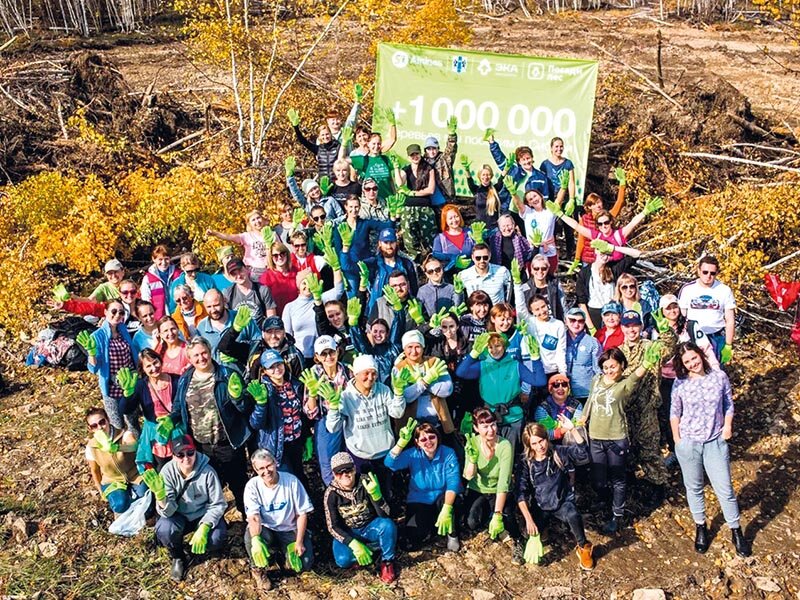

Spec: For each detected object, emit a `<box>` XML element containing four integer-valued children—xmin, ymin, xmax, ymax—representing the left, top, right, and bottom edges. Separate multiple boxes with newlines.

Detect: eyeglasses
<box><xmin>292</xmin><ymin>243</ymin><xmax>306</xmax><ymax>249</ymax></box>
<box><xmin>596</xmin><ymin>220</ymin><xmax>611</xmax><ymax>226</ymax></box>
<box><xmin>701</xmin><ymin>269</ymin><xmax>718</xmax><ymax>276</ymax></box>
<box><xmin>426</xmin><ymin>267</ymin><xmax>442</xmax><ymax>274</ymax></box>
<box><xmin>108</xmin><ymin>309</ymin><xmax>125</xmax><ymax>316</ymax></box>
<box><xmin>550</xmin><ymin>381</ymin><xmax>569</xmax><ymax>389</ymax></box>
<box><xmin>418</xmin><ymin>435</ymin><xmax>437</xmax><ymax>443</ymax></box>
<box><xmin>364</xmin><ymin>186</ymin><xmax>378</xmax><ymax>192</ymax></box>
<box><xmin>175</xmin><ymin>449</ymin><xmax>196</xmax><ymax>459</ymax></box>
<box><xmin>619</xmin><ymin>284</ymin><xmax>637</xmax><ymax>291</ymax></box>
<box><xmin>177</xmin><ymin>296</ymin><xmax>193</xmax><ymax>303</ymax></box>
<box><xmin>473</xmin><ymin>255</ymin><xmax>490</xmax><ymax>261</ymax></box>
<box><xmin>311</xmin><ymin>215</ymin><xmax>325</xmax><ymax>222</ymax></box>
<box><xmin>120</xmin><ymin>290</ymin><xmax>137</xmax><ymax>296</ymax></box>
<box><xmin>183</xmin><ymin>269</ymin><xmax>198</xmax><ymax>275</ymax></box>
<box><xmin>272</xmin><ymin>253</ymin><xmax>287</xmax><ymax>259</ymax></box>
<box><xmin>88</xmin><ymin>418</ymin><xmax>107</xmax><ymax>429</ymax></box>
<box><xmin>531</xmin><ymin>266</ymin><xmax>548</xmax><ymax>272</ymax></box>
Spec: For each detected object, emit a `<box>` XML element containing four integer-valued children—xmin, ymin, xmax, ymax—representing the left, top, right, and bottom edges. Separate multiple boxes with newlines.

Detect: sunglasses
<box><xmin>531</xmin><ymin>266</ymin><xmax>548</xmax><ymax>272</ymax></box>
<box><xmin>701</xmin><ymin>269</ymin><xmax>718</xmax><ymax>276</ymax></box>
<box><xmin>88</xmin><ymin>418</ymin><xmax>107</xmax><ymax>429</ymax></box>
<box><xmin>183</xmin><ymin>269</ymin><xmax>198</xmax><ymax>275</ymax></box>
<box><xmin>320</xmin><ymin>349</ymin><xmax>337</xmax><ymax>358</ymax></box>
<box><xmin>426</xmin><ymin>267</ymin><xmax>442</xmax><ymax>274</ymax></box>
<box><xmin>473</xmin><ymin>255</ymin><xmax>490</xmax><ymax>261</ymax></box>
<box><xmin>175</xmin><ymin>449</ymin><xmax>196</xmax><ymax>459</ymax></box>
<box><xmin>364</xmin><ymin>186</ymin><xmax>378</xmax><ymax>192</ymax></box>
<box><xmin>177</xmin><ymin>296</ymin><xmax>193</xmax><ymax>303</ymax></box>
<box><xmin>272</xmin><ymin>253</ymin><xmax>287</xmax><ymax>259</ymax></box>
<box><xmin>550</xmin><ymin>382</ymin><xmax>569</xmax><ymax>389</ymax></box>
<box><xmin>619</xmin><ymin>284</ymin><xmax>637</xmax><ymax>290</ymax></box>
<box><xmin>120</xmin><ymin>290</ymin><xmax>137</xmax><ymax>296</ymax></box>
<box><xmin>335</xmin><ymin>467</ymin><xmax>355</xmax><ymax>475</ymax></box>
<box><xmin>596</xmin><ymin>221</ymin><xmax>612</xmax><ymax>227</ymax></box>
<box><xmin>108</xmin><ymin>308</ymin><xmax>125</xmax><ymax>316</ymax></box>
<box><xmin>311</xmin><ymin>215</ymin><xmax>325</xmax><ymax>222</ymax></box>
<box><xmin>566</xmin><ymin>317</ymin><xmax>585</xmax><ymax>323</ymax></box>
<box><xmin>418</xmin><ymin>435</ymin><xmax>437</xmax><ymax>443</ymax></box>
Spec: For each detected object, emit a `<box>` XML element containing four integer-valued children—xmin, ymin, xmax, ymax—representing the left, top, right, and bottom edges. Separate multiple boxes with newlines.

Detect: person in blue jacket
<box><xmin>384</xmin><ymin>420</ymin><xmax>461</xmax><ymax>552</ymax></box>
<box><xmin>169</xmin><ymin>252</ymin><xmax>218</xmax><ymax>303</ymax></box>
<box><xmin>564</xmin><ymin>307</ymin><xmax>602</xmax><ymax>402</ymax></box>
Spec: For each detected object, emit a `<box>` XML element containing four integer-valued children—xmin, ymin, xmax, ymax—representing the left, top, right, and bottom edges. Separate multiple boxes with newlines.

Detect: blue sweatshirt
<box><xmin>384</xmin><ymin>445</ymin><xmax>461</xmax><ymax>504</ymax></box>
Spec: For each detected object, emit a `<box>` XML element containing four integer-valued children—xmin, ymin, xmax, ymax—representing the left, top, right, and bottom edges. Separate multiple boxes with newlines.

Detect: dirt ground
<box><xmin>2</xmin><ymin>9</ymin><xmax>800</xmax><ymax>600</ymax></box>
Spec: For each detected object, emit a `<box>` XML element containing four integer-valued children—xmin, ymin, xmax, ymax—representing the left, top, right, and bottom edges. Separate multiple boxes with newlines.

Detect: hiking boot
<box><xmin>446</xmin><ymin>535</ymin><xmax>461</xmax><ymax>552</ymax></box>
<box><xmin>694</xmin><ymin>523</ymin><xmax>710</xmax><ymax>554</ymax></box>
<box><xmin>511</xmin><ymin>539</ymin><xmax>525</xmax><ymax>565</ymax></box>
<box><xmin>731</xmin><ymin>527</ymin><xmax>751</xmax><ymax>557</ymax></box>
<box><xmin>601</xmin><ymin>516</ymin><xmax>622</xmax><ymax>535</ymax></box>
<box><xmin>380</xmin><ymin>560</ymin><xmax>398</xmax><ymax>583</ymax></box>
<box><xmin>251</xmin><ymin>568</ymin><xmax>272</xmax><ymax>592</ymax></box>
<box><xmin>575</xmin><ymin>542</ymin><xmax>595</xmax><ymax>571</ymax></box>
<box><xmin>170</xmin><ymin>558</ymin><xmax>186</xmax><ymax>582</ymax></box>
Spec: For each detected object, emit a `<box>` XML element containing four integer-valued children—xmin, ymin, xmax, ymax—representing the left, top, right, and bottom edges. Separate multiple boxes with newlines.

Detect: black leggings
<box><xmin>589</xmin><ymin>438</ymin><xmax>629</xmax><ymax>518</ymax></box>
<box><xmin>404</xmin><ymin>496</ymin><xmax>461</xmax><ymax>548</ymax></box>
<box><xmin>462</xmin><ymin>488</ymin><xmax>521</xmax><ymax>540</ymax></box>
<box><xmin>531</xmin><ymin>500</ymin><xmax>587</xmax><ymax>546</ymax></box>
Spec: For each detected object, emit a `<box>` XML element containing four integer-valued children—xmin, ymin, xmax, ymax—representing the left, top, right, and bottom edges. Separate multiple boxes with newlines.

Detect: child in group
<box><xmin>206</xmin><ymin>210</ymin><xmax>269</xmax><ymax>281</ymax></box>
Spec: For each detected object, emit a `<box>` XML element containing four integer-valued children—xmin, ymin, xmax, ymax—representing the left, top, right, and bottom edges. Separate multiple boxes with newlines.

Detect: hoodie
<box><xmin>156</xmin><ymin>452</ymin><xmax>227</xmax><ymax>526</ymax></box>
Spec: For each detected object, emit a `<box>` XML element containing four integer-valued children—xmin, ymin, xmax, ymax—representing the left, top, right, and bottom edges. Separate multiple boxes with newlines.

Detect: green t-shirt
<box><xmin>465</xmin><ymin>436</ymin><xmax>513</xmax><ymax>494</ymax></box>
<box><xmin>351</xmin><ymin>154</ymin><xmax>393</xmax><ymax>201</ymax></box>
<box><xmin>584</xmin><ymin>371</ymin><xmax>642</xmax><ymax>441</ymax></box>
<box><xmin>89</xmin><ymin>282</ymin><xmax>121</xmax><ymax>302</ymax></box>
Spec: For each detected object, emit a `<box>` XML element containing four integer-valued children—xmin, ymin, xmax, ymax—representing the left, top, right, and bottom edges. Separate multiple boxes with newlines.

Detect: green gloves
<box><xmin>451</xmin><ymin>303</ymin><xmax>468</xmax><ymax>318</ymax></box>
<box><xmin>529</xmin><ymin>229</ymin><xmax>543</xmax><ymax>246</ymax></box>
<box><xmin>261</xmin><ymin>225</ymin><xmax>276</xmax><ymax>248</ymax></box>
<box><xmin>101</xmin><ymin>481</ymin><xmax>127</xmax><ymax>500</ymax></box>
<box><xmin>233</xmin><ymin>305</ymin><xmax>252</xmax><ymax>332</ymax></box>
<box><xmin>384</xmin><ymin>107</ymin><xmax>397</xmax><ymax>126</ymax></box>
<box><xmin>190</xmin><ymin>523</ymin><xmax>211</xmax><ymax>554</ymax></box>
<box><xmin>590</xmin><ymin>239</ymin><xmax>615</xmax><ymax>255</ymax></box>
<box><xmin>436</xmin><ymin>504</ymin><xmax>454</xmax><ymax>537</ymax></box>
<box><xmin>299</xmin><ymin>369</ymin><xmax>320</xmax><ymax>397</ymax></box>
<box><xmin>407</xmin><ymin>299</ymin><xmax>425</xmax><ymax>325</ymax></box>
<box><xmin>459</xmin><ymin>154</ymin><xmax>472</xmax><ymax>172</ymax></box>
<box><xmin>470</xmin><ymin>221</ymin><xmax>486</xmax><ymax>244</ymax></box>
<box><xmin>340</xmin><ymin>125</ymin><xmax>353</xmax><ymax>147</ymax></box>
<box><xmin>284</xmin><ymin>156</ymin><xmax>296</xmax><ymax>177</ymax></box>
<box><xmin>525</xmin><ymin>333</ymin><xmax>540</xmax><ymax>360</ymax></box>
<box><xmin>348</xmin><ymin>539</ymin><xmax>373</xmax><ymax>566</ymax></box>
<box><xmin>387</xmin><ymin>152</ymin><xmax>401</xmax><ymax>171</ymax></box>
<box><xmin>337</xmin><ymin>222</ymin><xmax>354</xmax><ymax>248</ymax></box>
<box><xmin>614</xmin><ymin>166</ymin><xmax>627</xmax><ymax>186</ymax></box>
<box><xmin>470</xmin><ymin>332</ymin><xmax>490</xmax><ymax>359</ymax></box>
<box><xmin>318</xmin><ymin>380</ymin><xmax>341</xmax><ymax>411</ymax></box>
<box><xmin>93</xmin><ymin>429</ymin><xmax>119</xmax><ymax>453</ymax></box>
<box><xmin>566</xmin><ymin>259</ymin><xmax>581</xmax><ymax>275</ymax></box>
<box><xmin>155</xmin><ymin>415</ymin><xmax>174</xmax><ymax>440</ymax></box>
<box><xmin>429</xmin><ymin>306</ymin><xmax>449</xmax><ymax>329</ymax></box>
<box><xmin>287</xmin><ymin>108</ymin><xmax>300</xmax><ymax>127</ymax></box>
<box><xmin>346</xmin><ymin>297</ymin><xmax>362</xmax><ymax>327</ymax></box>
<box><xmin>453</xmin><ymin>273</ymin><xmax>465</xmax><ymax>294</ymax></box>
<box><xmin>557</xmin><ymin>169</ymin><xmax>571</xmax><ymax>190</ymax></box>
<box><xmin>720</xmin><ymin>344</ymin><xmax>733</xmax><ymax>365</ymax></box>
<box><xmin>247</xmin><ymin>381</ymin><xmax>268</xmax><ymax>405</ymax></box>
<box><xmin>396</xmin><ymin>417</ymin><xmax>418</xmax><ymax>449</ymax></box>
<box><xmin>503</xmin><ymin>175</ymin><xmax>517</xmax><ymax>197</ymax></box>
<box><xmin>652</xmin><ymin>308</ymin><xmax>671</xmax><ymax>334</ymax></box>
<box><xmin>545</xmin><ymin>200</ymin><xmax>563</xmax><ymax>218</ymax></box>
<box><xmin>319</xmin><ymin>175</ymin><xmax>332</xmax><ymax>196</ymax></box>
<box><xmin>142</xmin><ymin>468</ymin><xmax>166</xmax><ymax>501</ymax></box>
<box><xmin>305</xmin><ymin>273</ymin><xmax>323</xmax><ymax>302</ymax></box>
<box><xmin>482</xmin><ymin>128</ymin><xmax>495</xmax><ymax>142</ymax></box>
<box><xmin>422</xmin><ymin>358</ymin><xmax>448</xmax><ymax>385</ymax></box>
<box><xmin>488</xmin><ymin>512</ymin><xmax>505</xmax><ymax>540</ymax></box>
<box><xmin>386</xmin><ymin>194</ymin><xmax>406</xmax><ymax>219</ymax></box>
<box><xmin>516</xmin><ymin>320</ymin><xmax>528</xmax><ymax>337</ymax></box>
<box><xmin>361</xmin><ymin>472</ymin><xmax>382</xmax><ymax>501</ymax></box>
<box><xmin>504</xmin><ymin>151</ymin><xmax>515</xmax><ymax>171</ymax></box>
<box><xmin>524</xmin><ymin>534</ymin><xmax>544</xmax><ymax>564</ymax></box>
<box><xmin>116</xmin><ymin>367</ymin><xmax>138</xmax><ymax>397</ymax></box>
<box><xmin>454</xmin><ymin>255</ymin><xmax>471</xmax><ymax>270</ymax></box>
<box><xmin>322</xmin><ymin>244</ymin><xmax>340</xmax><ymax>271</ymax></box>
<box><xmin>564</xmin><ymin>198</ymin><xmax>576</xmax><ymax>217</ymax></box>
<box><xmin>354</xmin><ymin>82</ymin><xmax>364</xmax><ymax>103</ymax></box>
<box><xmin>391</xmin><ymin>367</ymin><xmax>412</xmax><ymax>397</ymax></box>
<box><xmin>447</xmin><ymin>115</ymin><xmax>458</xmax><ymax>135</ymax></box>
<box><xmin>464</xmin><ymin>434</ymin><xmax>480</xmax><ymax>464</ymax></box>
<box><xmin>382</xmin><ymin>284</ymin><xmax>403</xmax><ymax>312</ymax></box>
<box><xmin>292</xmin><ymin>207</ymin><xmax>306</xmax><ymax>228</ymax></box>
<box><xmin>53</xmin><ymin>283</ymin><xmax>70</xmax><ymax>302</ymax></box>
<box><xmin>227</xmin><ymin>372</ymin><xmax>243</xmax><ymax>399</ymax></box>
<box><xmin>641</xmin><ymin>341</ymin><xmax>663</xmax><ymax>371</ymax></box>
<box><xmin>357</xmin><ymin>261</ymin><xmax>370</xmax><ymax>290</ymax></box>
<box><xmin>76</xmin><ymin>330</ymin><xmax>97</xmax><ymax>357</ymax></box>
<box><xmin>251</xmin><ymin>535</ymin><xmax>271</xmax><ymax>568</ymax></box>
<box><xmin>396</xmin><ymin>183</ymin><xmax>412</xmax><ymax>196</ymax></box>
<box><xmin>286</xmin><ymin>542</ymin><xmax>303</xmax><ymax>572</ymax></box>
<box><xmin>643</xmin><ymin>195</ymin><xmax>664</xmax><ymax>217</ymax></box>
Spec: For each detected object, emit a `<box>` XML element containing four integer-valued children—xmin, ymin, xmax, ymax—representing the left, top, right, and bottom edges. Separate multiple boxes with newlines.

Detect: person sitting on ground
<box><xmin>148</xmin><ymin>435</ymin><xmax>228</xmax><ymax>582</ymax></box>
<box><xmin>384</xmin><ymin>420</ymin><xmax>462</xmax><ymax>552</ymax></box>
<box><xmin>516</xmin><ymin>421</ymin><xmax>594</xmax><ymax>570</ymax></box>
<box><xmin>244</xmin><ymin>449</ymin><xmax>315</xmax><ymax>593</ymax></box>
<box><xmin>84</xmin><ymin>407</ymin><xmax>145</xmax><ymax>515</ymax></box>
<box><xmin>207</xmin><ymin>212</ymin><xmax>269</xmax><ymax>282</ymax></box>
<box><xmin>140</xmin><ymin>245</ymin><xmax>182</xmax><ymax>321</ymax></box>
<box><xmin>323</xmin><ymin>452</ymin><xmax>399</xmax><ymax>583</ymax></box>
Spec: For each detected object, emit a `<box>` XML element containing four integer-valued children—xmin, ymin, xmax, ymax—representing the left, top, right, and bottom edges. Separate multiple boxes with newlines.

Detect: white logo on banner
<box><xmin>393</xmin><ymin>51</ymin><xmax>409</xmax><ymax>69</ymax></box>
<box><xmin>477</xmin><ymin>59</ymin><xmax>492</xmax><ymax>76</ymax></box>
<box><xmin>527</xmin><ymin>62</ymin><xmax>545</xmax><ymax>80</ymax></box>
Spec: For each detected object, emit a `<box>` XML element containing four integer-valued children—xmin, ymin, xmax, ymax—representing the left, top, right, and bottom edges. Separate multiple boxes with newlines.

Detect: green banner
<box><xmin>374</xmin><ymin>43</ymin><xmax>599</xmax><ymax>200</ymax></box>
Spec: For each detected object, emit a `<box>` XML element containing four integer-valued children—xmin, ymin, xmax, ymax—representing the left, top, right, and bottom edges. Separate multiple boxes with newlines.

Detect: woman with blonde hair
<box><xmin>466</xmin><ymin>163</ymin><xmax>507</xmax><ymax>231</ymax></box>
<box><xmin>259</xmin><ymin>242</ymin><xmax>300</xmax><ymax>315</ymax></box>
<box><xmin>206</xmin><ymin>210</ymin><xmax>269</xmax><ymax>281</ymax></box>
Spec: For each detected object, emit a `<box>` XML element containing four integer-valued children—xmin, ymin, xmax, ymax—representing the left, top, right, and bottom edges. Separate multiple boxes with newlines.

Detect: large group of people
<box><xmin>54</xmin><ymin>85</ymin><xmax>751</xmax><ymax>591</ymax></box>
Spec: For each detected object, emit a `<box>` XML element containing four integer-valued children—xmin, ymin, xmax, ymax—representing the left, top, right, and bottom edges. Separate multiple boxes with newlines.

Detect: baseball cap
<box><xmin>259</xmin><ymin>349</ymin><xmax>284</xmax><ymax>369</ymax></box>
<box><xmin>215</xmin><ymin>245</ymin><xmax>235</xmax><ymax>264</ymax></box>
<box><xmin>352</xmin><ymin>354</ymin><xmax>378</xmax><ymax>375</ymax></box>
<box><xmin>314</xmin><ymin>335</ymin><xmax>338</xmax><ymax>355</ymax></box>
<box><xmin>226</xmin><ymin>257</ymin><xmax>246</xmax><ymax>274</ymax></box>
<box><xmin>566</xmin><ymin>307</ymin><xmax>586</xmax><ymax>320</ymax></box>
<box><xmin>658</xmin><ymin>294</ymin><xmax>679</xmax><ymax>310</ymax></box>
<box><xmin>620</xmin><ymin>310</ymin><xmax>643</xmax><ymax>326</ymax></box>
<box><xmin>601</xmin><ymin>301</ymin><xmax>623</xmax><ymax>315</ymax></box>
<box><xmin>171</xmin><ymin>435</ymin><xmax>196</xmax><ymax>455</ymax></box>
<box><xmin>261</xmin><ymin>315</ymin><xmax>285</xmax><ymax>331</ymax></box>
<box><xmin>104</xmin><ymin>259</ymin><xmax>124</xmax><ymax>273</ymax></box>
<box><xmin>406</xmin><ymin>143</ymin><xmax>422</xmax><ymax>156</ymax></box>
<box><xmin>378</xmin><ymin>228</ymin><xmax>397</xmax><ymax>243</ymax></box>
<box><xmin>424</xmin><ymin>136</ymin><xmax>439</xmax><ymax>149</ymax></box>
<box><xmin>330</xmin><ymin>452</ymin><xmax>355</xmax><ymax>474</ymax></box>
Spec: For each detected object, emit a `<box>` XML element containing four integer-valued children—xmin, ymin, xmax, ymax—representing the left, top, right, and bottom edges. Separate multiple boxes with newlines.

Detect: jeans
<box><xmin>589</xmin><ymin>438</ymin><xmax>629</xmax><ymax>517</ymax></box>
<box><xmin>461</xmin><ymin>487</ymin><xmax>522</xmax><ymax>541</ymax></box>
<box><xmin>332</xmin><ymin>517</ymin><xmax>397</xmax><ymax>567</ymax></box>
<box><xmin>195</xmin><ymin>441</ymin><xmax>248</xmax><ymax>516</ymax></box>
<box><xmin>315</xmin><ymin>420</ymin><xmax>343</xmax><ymax>486</ymax></box>
<box><xmin>101</xmin><ymin>481</ymin><xmax>148</xmax><ymax>514</ymax></box>
<box><xmin>155</xmin><ymin>514</ymin><xmax>227</xmax><ymax>559</ymax></box>
<box><xmin>244</xmin><ymin>525</ymin><xmax>314</xmax><ymax>571</ymax></box>
<box><xmin>499</xmin><ymin>419</ymin><xmax>523</xmax><ymax>459</ymax></box>
<box><xmin>675</xmin><ymin>436</ymin><xmax>741</xmax><ymax>528</ymax></box>
<box><xmin>531</xmin><ymin>499</ymin><xmax>587</xmax><ymax>546</ymax></box>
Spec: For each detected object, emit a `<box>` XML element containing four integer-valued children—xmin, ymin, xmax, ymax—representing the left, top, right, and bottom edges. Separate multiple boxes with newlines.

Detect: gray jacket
<box><xmin>156</xmin><ymin>452</ymin><xmax>227</xmax><ymax>526</ymax></box>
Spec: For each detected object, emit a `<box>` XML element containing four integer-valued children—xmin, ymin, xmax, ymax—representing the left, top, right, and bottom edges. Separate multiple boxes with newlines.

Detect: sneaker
<box><xmin>170</xmin><ymin>558</ymin><xmax>186</xmax><ymax>582</ymax></box>
<box><xmin>575</xmin><ymin>542</ymin><xmax>595</xmax><ymax>570</ymax></box>
<box><xmin>251</xmin><ymin>568</ymin><xmax>272</xmax><ymax>592</ymax></box>
<box><xmin>446</xmin><ymin>535</ymin><xmax>461</xmax><ymax>552</ymax></box>
<box><xmin>511</xmin><ymin>539</ymin><xmax>525</xmax><ymax>565</ymax></box>
<box><xmin>379</xmin><ymin>560</ymin><xmax>397</xmax><ymax>583</ymax></box>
